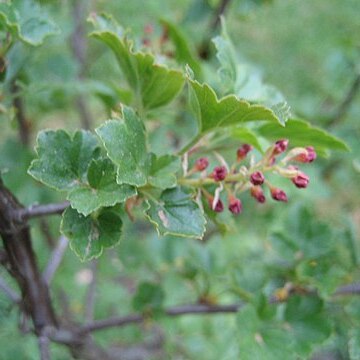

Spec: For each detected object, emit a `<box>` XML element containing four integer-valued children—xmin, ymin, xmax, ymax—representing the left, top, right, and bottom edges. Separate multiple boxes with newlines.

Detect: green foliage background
<box><xmin>0</xmin><ymin>0</ymin><xmax>359</xmax><ymax>359</ymax></box>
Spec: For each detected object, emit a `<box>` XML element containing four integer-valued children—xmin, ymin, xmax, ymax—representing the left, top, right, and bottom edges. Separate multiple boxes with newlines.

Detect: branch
<box><xmin>334</xmin><ymin>283</ymin><xmax>360</xmax><ymax>296</ymax></box>
<box><xmin>38</xmin><ymin>333</ymin><xmax>51</xmax><ymax>360</ymax></box>
<box><xmin>43</xmin><ymin>236</ymin><xmax>69</xmax><ymax>285</ymax></box>
<box><xmin>330</xmin><ymin>72</ymin><xmax>360</xmax><ymax>126</ymax></box>
<box><xmin>210</xmin><ymin>0</ymin><xmax>232</xmax><ymax>30</ymax></box>
<box><xmin>17</xmin><ymin>201</ymin><xmax>69</xmax><ymax>220</ymax></box>
<box><xmin>0</xmin><ymin>274</ymin><xmax>21</xmax><ymax>303</ymax></box>
<box><xmin>80</xmin><ymin>303</ymin><xmax>242</xmax><ymax>334</ymax></box>
<box><xmin>10</xmin><ymin>80</ymin><xmax>30</xmax><ymax>147</ymax></box>
<box><xmin>70</xmin><ymin>0</ymin><xmax>93</xmax><ymax>130</ymax></box>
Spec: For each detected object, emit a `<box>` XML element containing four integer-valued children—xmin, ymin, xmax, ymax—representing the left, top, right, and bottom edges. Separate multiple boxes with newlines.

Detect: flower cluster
<box><xmin>183</xmin><ymin>139</ymin><xmax>317</xmax><ymax>216</ymax></box>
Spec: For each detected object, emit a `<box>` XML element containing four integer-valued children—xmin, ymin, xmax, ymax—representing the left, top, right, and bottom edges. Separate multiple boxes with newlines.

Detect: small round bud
<box><xmin>195</xmin><ymin>157</ymin><xmax>209</xmax><ymax>171</ymax></box>
<box><xmin>273</xmin><ymin>139</ymin><xmax>289</xmax><ymax>155</ymax></box>
<box><xmin>237</xmin><ymin>144</ymin><xmax>253</xmax><ymax>161</ymax></box>
<box><xmin>292</xmin><ymin>172</ymin><xmax>309</xmax><ymax>188</ymax></box>
<box><xmin>211</xmin><ymin>166</ymin><xmax>227</xmax><ymax>181</ymax></box>
<box><xmin>144</xmin><ymin>24</ymin><xmax>154</xmax><ymax>34</ymax></box>
<box><xmin>293</xmin><ymin>146</ymin><xmax>317</xmax><ymax>163</ymax></box>
<box><xmin>228</xmin><ymin>197</ymin><xmax>242</xmax><ymax>215</ymax></box>
<box><xmin>270</xmin><ymin>187</ymin><xmax>288</xmax><ymax>202</ymax></box>
<box><xmin>250</xmin><ymin>171</ymin><xmax>265</xmax><ymax>186</ymax></box>
<box><xmin>208</xmin><ymin>197</ymin><xmax>224</xmax><ymax>212</ymax></box>
<box><xmin>250</xmin><ymin>186</ymin><xmax>266</xmax><ymax>203</ymax></box>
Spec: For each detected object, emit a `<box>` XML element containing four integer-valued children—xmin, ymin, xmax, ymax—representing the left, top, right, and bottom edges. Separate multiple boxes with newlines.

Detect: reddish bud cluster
<box><xmin>211</xmin><ymin>166</ymin><xmax>227</xmax><ymax>181</ymax></box>
<box><xmin>228</xmin><ymin>197</ymin><xmax>243</xmax><ymax>214</ymax></box>
<box><xmin>251</xmin><ymin>186</ymin><xmax>266</xmax><ymax>203</ymax></box>
<box><xmin>294</xmin><ymin>146</ymin><xmax>317</xmax><ymax>163</ymax></box>
<box><xmin>237</xmin><ymin>144</ymin><xmax>253</xmax><ymax>161</ymax></box>
<box><xmin>250</xmin><ymin>171</ymin><xmax>265</xmax><ymax>186</ymax></box>
<box><xmin>270</xmin><ymin>187</ymin><xmax>288</xmax><ymax>202</ymax></box>
<box><xmin>195</xmin><ymin>157</ymin><xmax>209</xmax><ymax>171</ymax></box>
<box><xmin>292</xmin><ymin>172</ymin><xmax>309</xmax><ymax>188</ymax></box>
<box><xmin>273</xmin><ymin>139</ymin><xmax>289</xmax><ymax>155</ymax></box>
<box><xmin>208</xmin><ymin>196</ymin><xmax>224</xmax><ymax>212</ymax></box>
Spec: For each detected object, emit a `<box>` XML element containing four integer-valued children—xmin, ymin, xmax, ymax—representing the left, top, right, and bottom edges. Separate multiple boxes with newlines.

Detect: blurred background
<box><xmin>0</xmin><ymin>0</ymin><xmax>359</xmax><ymax>359</ymax></box>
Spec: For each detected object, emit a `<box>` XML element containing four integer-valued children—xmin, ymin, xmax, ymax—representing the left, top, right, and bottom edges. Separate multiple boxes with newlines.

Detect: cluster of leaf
<box><xmin>27</xmin><ymin>12</ymin><xmax>348</xmax><ymax>262</ymax></box>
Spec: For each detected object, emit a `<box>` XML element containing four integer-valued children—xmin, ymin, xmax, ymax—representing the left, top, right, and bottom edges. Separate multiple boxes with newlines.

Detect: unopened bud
<box><xmin>237</xmin><ymin>144</ymin><xmax>253</xmax><ymax>161</ymax></box>
<box><xmin>211</xmin><ymin>166</ymin><xmax>227</xmax><ymax>181</ymax></box>
<box><xmin>294</xmin><ymin>146</ymin><xmax>317</xmax><ymax>163</ymax></box>
<box><xmin>195</xmin><ymin>157</ymin><xmax>209</xmax><ymax>171</ymax></box>
<box><xmin>250</xmin><ymin>171</ymin><xmax>265</xmax><ymax>186</ymax></box>
<box><xmin>144</xmin><ymin>24</ymin><xmax>154</xmax><ymax>34</ymax></box>
<box><xmin>270</xmin><ymin>187</ymin><xmax>288</xmax><ymax>202</ymax></box>
<box><xmin>273</xmin><ymin>139</ymin><xmax>289</xmax><ymax>155</ymax></box>
<box><xmin>208</xmin><ymin>196</ymin><xmax>224</xmax><ymax>212</ymax></box>
<box><xmin>292</xmin><ymin>172</ymin><xmax>309</xmax><ymax>188</ymax></box>
<box><xmin>250</xmin><ymin>186</ymin><xmax>266</xmax><ymax>203</ymax></box>
<box><xmin>228</xmin><ymin>197</ymin><xmax>242</xmax><ymax>215</ymax></box>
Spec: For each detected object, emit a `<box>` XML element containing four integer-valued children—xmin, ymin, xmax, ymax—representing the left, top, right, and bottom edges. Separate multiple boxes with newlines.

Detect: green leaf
<box><xmin>284</xmin><ymin>296</ymin><xmax>332</xmax><ymax>356</ymax></box>
<box><xmin>61</xmin><ymin>206</ymin><xmax>122</xmax><ymax>261</ymax></box>
<box><xmin>160</xmin><ymin>19</ymin><xmax>202</xmax><ymax>78</ymax></box>
<box><xmin>67</xmin><ymin>158</ymin><xmax>137</xmax><ymax>216</ymax></box>
<box><xmin>188</xmin><ymin>80</ymin><xmax>283</xmax><ymax>139</ymax></box>
<box><xmin>96</xmin><ymin>107</ymin><xmax>149</xmax><ymax>187</ymax></box>
<box><xmin>145</xmin><ymin>187</ymin><xmax>206</xmax><ymax>239</ymax></box>
<box><xmin>0</xmin><ymin>2</ymin><xmax>59</xmax><ymax>46</ymax></box>
<box><xmin>349</xmin><ymin>328</ymin><xmax>360</xmax><ymax>360</ymax></box>
<box><xmin>28</xmin><ymin>130</ymin><xmax>99</xmax><ymax>191</ymax></box>
<box><xmin>89</xmin><ymin>13</ymin><xmax>184</xmax><ymax>111</ymax></box>
<box><xmin>148</xmin><ymin>154</ymin><xmax>181</xmax><ymax>189</ymax></box>
<box><xmin>132</xmin><ymin>282</ymin><xmax>165</xmax><ymax>313</ymax></box>
<box><xmin>257</xmin><ymin>118</ymin><xmax>349</xmax><ymax>156</ymax></box>
<box><xmin>97</xmin><ymin>107</ymin><xmax>180</xmax><ymax>189</ymax></box>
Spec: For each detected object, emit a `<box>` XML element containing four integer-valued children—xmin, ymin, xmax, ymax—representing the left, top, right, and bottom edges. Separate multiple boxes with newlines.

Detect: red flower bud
<box><xmin>250</xmin><ymin>186</ymin><xmax>266</xmax><ymax>203</ymax></box>
<box><xmin>270</xmin><ymin>187</ymin><xmax>288</xmax><ymax>202</ymax></box>
<box><xmin>195</xmin><ymin>157</ymin><xmax>209</xmax><ymax>171</ymax></box>
<box><xmin>294</xmin><ymin>146</ymin><xmax>317</xmax><ymax>163</ymax></box>
<box><xmin>211</xmin><ymin>166</ymin><xmax>227</xmax><ymax>181</ymax></box>
<box><xmin>237</xmin><ymin>144</ymin><xmax>253</xmax><ymax>161</ymax></box>
<box><xmin>250</xmin><ymin>171</ymin><xmax>265</xmax><ymax>186</ymax></box>
<box><xmin>273</xmin><ymin>139</ymin><xmax>289</xmax><ymax>155</ymax></box>
<box><xmin>208</xmin><ymin>197</ymin><xmax>224</xmax><ymax>212</ymax></box>
<box><xmin>292</xmin><ymin>172</ymin><xmax>309</xmax><ymax>188</ymax></box>
<box><xmin>228</xmin><ymin>197</ymin><xmax>242</xmax><ymax>215</ymax></box>
<box><xmin>144</xmin><ymin>24</ymin><xmax>154</xmax><ymax>34</ymax></box>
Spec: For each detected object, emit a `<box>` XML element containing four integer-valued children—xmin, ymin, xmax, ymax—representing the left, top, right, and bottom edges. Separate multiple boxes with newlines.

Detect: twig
<box><xmin>17</xmin><ymin>201</ymin><xmax>69</xmax><ymax>220</ymax></box>
<box><xmin>10</xmin><ymin>80</ymin><xmax>30</xmax><ymax>147</ymax></box>
<box><xmin>71</xmin><ymin>0</ymin><xmax>93</xmax><ymax>130</ymax></box>
<box><xmin>38</xmin><ymin>334</ymin><xmax>51</xmax><ymax>360</ymax></box>
<box><xmin>210</xmin><ymin>0</ymin><xmax>232</xmax><ymax>30</ymax></box>
<box><xmin>80</xmin><ymin>303</ymin><xmax>242</xmax><ymax>333</ymax></box>
<box><xmin>43</xmin><ymin>236</ymin><xmax>69</xmax><ymax>285</ymax></box>
<box><xmin>39</xmin><ymin>219</ymin><xmax>56</xmax><ymax>249</ymax></box>
<box><xmin>334</xmin><ymin>283</ymin><xmax>360</xmax><ymax>296</ymax></box>
<box><xmin>0</xmin><ymin>275</ymin><xmax>20</xmax><ymax>303</ymax></box>
<box><xmin>84</xmin><ymin>259</ymin><xmax>98</xmax><ymax>322</ymax></box>
<box><xmin>330</xmin><ymin>73</ymin><xmax>360</xmax><ymax>126</ymax></box>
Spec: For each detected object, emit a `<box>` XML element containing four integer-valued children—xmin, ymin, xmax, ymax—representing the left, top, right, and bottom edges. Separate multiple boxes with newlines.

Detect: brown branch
<box><xmin>80</xmin><ymin>303</ymin><xmax>242</xmax><ymax>334</ymax></box>
<box><xmin>43</xmin><ymin>236</ymin><xmax>69</xmax><ymax>285</ymax></box>
<box><xmin>0</xmin><ymin>180</ymin><xmax>57</xmax><ymax>331</ymax></box>
<box><xmin>210</xmin><ymin>0</ymin><xmax>232</xmax><ymax>30</ymax></box>
<box><xmin>17</xmin><ymin>201</ymin><xmax>69</xmax><ymax>221</ymax></box>
<box><xmin>330</xmin><ymin>72</ymin><xmax>360</xmax><ymax>126</ymax></box>
<box><xmin>10</xmin><ymin>80</ymin><xmax>30</xmax><ymax>147</ymax></box>
<box><xmin>70</xmin><ymin>0</ymin><xmax>93</xmax><ymax>130</ymax></box>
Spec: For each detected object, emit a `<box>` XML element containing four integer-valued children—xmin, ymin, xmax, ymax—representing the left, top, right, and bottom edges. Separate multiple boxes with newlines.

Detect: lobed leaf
<box><xmin>89</xmin><ymin>13</ymin><xmax>184</xmax><ymax>111</ymax></box>
<box><xmin>67</xmin><ymin>158</ymin><xmax>136</xmax><ymax>216</ymax></box>
<box><xmin>145</xmin><ymin>187</ymin><xmax>206</xmax><ymax>239</ymax></box>
<box><xmin>61</xmin><ymin>206</ymin><xmax>123</xmax><ymax>261</ymax></box>
<box><xmin>28</xmin><ymin>130</ymin><xmax>99</xmax><ymax>191</ymax></box>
